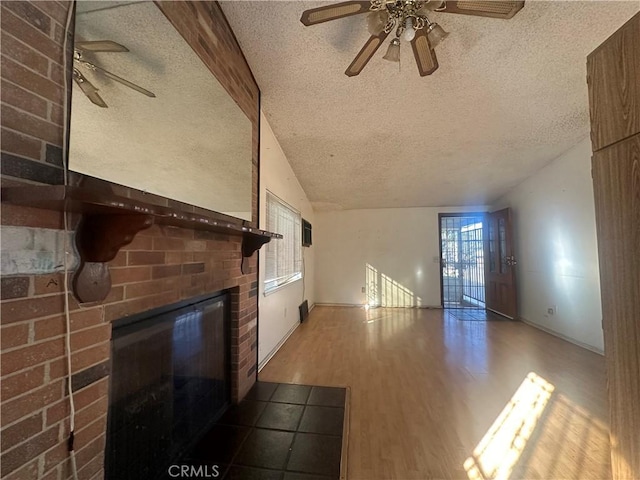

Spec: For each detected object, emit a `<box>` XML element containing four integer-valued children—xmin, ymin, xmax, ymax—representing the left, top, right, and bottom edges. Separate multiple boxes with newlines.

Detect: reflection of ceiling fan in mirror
<box><xmin>73</xmin><ymin>40</ymin><xmax>156</xmax><ymax>108</ymax></box>
<box><xmin>300</xmin><ymin>0</ymin><xmax>524</xmax><ymax>77</ymax></box>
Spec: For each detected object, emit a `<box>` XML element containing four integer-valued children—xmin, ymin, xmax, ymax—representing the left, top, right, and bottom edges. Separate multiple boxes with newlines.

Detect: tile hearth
<box><xmin>169</xmin><ymin>382</ymin><xmax>347</xmax><ymax>480</ymax></box>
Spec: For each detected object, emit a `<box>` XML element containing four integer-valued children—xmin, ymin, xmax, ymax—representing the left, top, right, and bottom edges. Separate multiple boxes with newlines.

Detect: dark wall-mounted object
<box><xmin>302</xmin><ymin>218</ymin><xmax>312</xmax><ymax>247</ymax></box>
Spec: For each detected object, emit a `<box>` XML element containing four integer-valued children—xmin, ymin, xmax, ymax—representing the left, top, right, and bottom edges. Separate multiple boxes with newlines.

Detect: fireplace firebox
<box><xmin>106</xmin><ymin>293</ymin><xmax>230</xmax><ymax>480</ymax></box>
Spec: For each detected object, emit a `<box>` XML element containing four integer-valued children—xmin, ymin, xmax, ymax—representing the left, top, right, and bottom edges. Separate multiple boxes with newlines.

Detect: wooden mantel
<box><xmin>1</xmin><ymin>186</ymin><xmax>281</xmax><ymax>303</ymax></box>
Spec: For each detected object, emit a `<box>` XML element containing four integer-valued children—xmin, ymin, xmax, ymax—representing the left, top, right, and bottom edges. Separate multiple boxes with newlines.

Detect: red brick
<box><xmin>1</xmin><ymin>323</ymin><xmax>29</xmax><ymax>349</ymax></box>
<box><xmin>104</xmin><ymin>293</ymin><xmax>176</xmax><ymax>322</ymax></box>
<box><xmin>74</xmin><ymin>397</ymin><xmax>108</xmax><ymax>434</ymax></box>
<box><xmin>157</xmin><ymin>225</ymin><xmax>194</xmax><ymax>239</ymax></box>
<box><xmin>74</xmin><ymin>434</ymin><xmax>105</xmax><ymax>472</ymax></box>
<box><xmin>152</xmin><ymin>236</ymin><xmax>185</xmax><ymax>250</ymax></box>
<box><xmin>1</xmin><ymin>379</ymin><xmax>64</xmax><ymax>426</ymax></box>
<box><xmin>70</xmin><ymin>342</ymin><xmax>109</xmax><ymax>374</ymax></box>
<box><xmin>151</xmin><ymin>264</ymin><xmax>181</xmax><ymax>279</ymax></box>
<box><xmin>1</xmin><ymin>7</ymin><xmax>62</xmax><ymax>61</ymax></box>
<box><xmin>72</xmin><ymin>415</ymin><xmax>106</xmax><ymax>456</ymax></box>
<box><xmin>75</xmin><ymin>450</ymin><xmax>104</xmax><ymax>480</ymax></box>
<box><xmin>121</xmin><ymin>234</ymin><xmax>153</xmax><ymax>251</ymax></box>
<box><xmin>0</xmin><ymin>412</ymin><xmax>43</xmax><ymax>451</ymax></box>
<box><xmin>127</xmin><ymin>251</ymin><xmax>165</xmax><ymax>266</ymax></box>
<box><xmin>48</xmin><ymin>357</ymin><xmax>67</xmax><ymax>382</ymax></box>
<box><xmin>49</xmin><ymin>61</ymin><xmax>64</xmax><ymax>86</ymax></box>
<box><xmin>40</xmin><ymin>467</ymin><xmax>59</xmax><ymax>480</ymax></box>
<box><xmin>1</xmin><ymin>103</ymin><xmax>62</xmax><ymax>145</ymax></box>
<box><xmin>1</xmin><ymin>365</ymin><xmax>45</xmax><ymax>400</ymax></box>
<box><xmin>2</xmin><ymin>78</ymin><xmax>49</xmax><ymax>119</ymax></box>
<box><xmin>1</xmin><ymin>32</ymin><xmax>49</xmax><ymax>75</ymax></box>
<box><xmin>3</xmin><ymin>1</ymin><xmax>52</xmax><ymax>35</ymax></box>
<box><xmin>1</xmin><ymin>128</ymin><xmax>43</xmax><ymax>160</ymax></box>
<box><xmin>165</xmin><ymin>251</ymin><xmax>184</xmax><ymax>264</ymax></box>
<box><xmin>34</xmin><ymin>308</ymin><xmax>105</xmax><ymax>341</ymax></box>
<box><xmin>1</xmin><ymin>294</ymin><xmax>64</xmax><ymax>325</ymax></box>
<box><xmin>124</xmin><ymin>277</ymin><xmax>178</xmax><ymax>299</ymax></box>
<box><xmin>108</xmin><ymin>250</ymin><xmax>127</xmax><ymax>267</ymax></box>
<box><xmin>50</xmin><ymin>103</ymin><xmax>63</xmax><ymax>126</ymax></box>
<box><xmin>70</xmin><ymin>309</ymin><xmax>103</xmax><ymax>332</ymax></box>
<box><xmin>0</xmin><ymin>425</ymin><xmax>59</xmax><ymax>478</ymax></box>
<box><xmin>110</xmin><ymin>266</ymin><xmax>151</xmax><ymax>285</ymax></box>
<box><xmin>43</xmin><ymin>441</ymin><xmax>68</xmax><ymax>476</ymax></box>
<box><xmin>1</xmin><ymin>204</ymin><xmax>64</xmax><ymax>229</ymax></box>
<box><xmin>1</xmin><ymin>55</ymin><xmax>62</xmax><ymax>105</ymax></box>
<box><xmin>1</xmin><ymin>276</ymin><xmax>30</xmax><ymax>300</ymax></box>
<box><xmin>70</xmin><ymin>325</ymin><xmax>111</xmax><ymax>352</ymax></box>
<box><xmin>73</xmin><ymin>378</ymin><xmax>108</xmax><ymax>412</ymax></box>
<box><xmin>45</xmin><ymin>398</ymin><xmax>68</xmax><ymax>427</ymax></box>
<box><xmin>101</xmin><ymin>286</ymin><xmax>124</xmax><ymax>305</ymax></box>
<box><xmin>1</xmin><ymin>337</ymin><xmax>64</xmax><ymax>375</ymax></box>
<box><xmin>34</xmin><ymin>315</ymin><xmax>64</xmax><ymax>340</ymax></box>
<box><xmin>2</xmin><ymin>458</ymin><xmax>39</xmax><ymax>480</ymax></box>
<box><xmin>35</xmin><ymin>1</ymin><xmax>71</xmax><ymax>26</ymax></box>
<box><xmin>33</xmin><ymin>273</ymin><xmax>67</xmax><ymax>295</ymax></box>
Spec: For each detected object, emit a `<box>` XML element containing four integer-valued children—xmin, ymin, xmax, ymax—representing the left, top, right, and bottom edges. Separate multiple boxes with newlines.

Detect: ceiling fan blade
<box><xmin>437</xmin><ymin>1</ymin><xmax>524</xmax><ymax>19</ymax></box>
<box><xmin>73</xmin><ymin>69</ymin><xmax>108</xmax><ymax>108</ymax></box>
<box><xmin>411</xmin><ymin>29</ymin><xmax>438</xmax><ymax>76</ymax></box>
<box><xmin>75</xmin><ymin>40</ymin><xmax>129</xmax><ymax>52</ymax></box>
<box><xmin>301</xmin><ymin>1</ymin><xmax>371</xmax><ymax>26</ymax></box>
<box><xmin>89</xmin><ymin>64</ymin><xmax>156</xmax><ymax>98</ymax></box>
<box><xmin>345</xmin><ymin>30</ymin><xmax>390</xmax><ymax>77</ymax></box>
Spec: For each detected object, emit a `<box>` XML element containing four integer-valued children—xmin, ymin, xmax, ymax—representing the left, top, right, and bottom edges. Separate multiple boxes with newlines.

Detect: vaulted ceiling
<box><xmin>220</xmin><ymin>1</ymin><xmax>639</xmax><ymax>210</ymax></box>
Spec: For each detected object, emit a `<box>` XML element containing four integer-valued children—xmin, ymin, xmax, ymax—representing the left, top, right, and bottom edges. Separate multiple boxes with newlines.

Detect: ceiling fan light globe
<box><xmin>403</xmin><ymin>17</ymin><xmax>416</xmax><ymax>41</ymax></box>
<box><xmin>367</xmin><ymin>10</ymin><xmax>388</xmax><ymax>35</ymax></box>
<box><xmin>382</xmin><ymin>38</ymin><xmax>401</xmax><ymax>62</ymax></box>
<box><xmin>427</xmin><ymin>22</ymin><xmax>449</xmax><ymax>48</ymax></box>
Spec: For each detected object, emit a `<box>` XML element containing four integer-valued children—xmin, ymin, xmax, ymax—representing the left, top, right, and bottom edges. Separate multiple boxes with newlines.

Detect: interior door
<box><xmin>484</xmin><ymin>208</ymin><xmax>517</xmax><ymax>318</ymax></box>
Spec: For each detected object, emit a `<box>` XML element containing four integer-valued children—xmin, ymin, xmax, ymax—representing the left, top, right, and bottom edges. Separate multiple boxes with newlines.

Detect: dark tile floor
<box><xmin>176</xmin><ymin>382</ymin><xmax>346</xmax><ymax>480</ymax></box>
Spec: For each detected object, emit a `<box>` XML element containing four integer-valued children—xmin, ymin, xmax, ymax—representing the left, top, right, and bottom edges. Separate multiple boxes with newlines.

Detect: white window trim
<box><xmin>263</xmin><ymin>191</ymin><xmax>302</xmax><ymax>295</ymax></box>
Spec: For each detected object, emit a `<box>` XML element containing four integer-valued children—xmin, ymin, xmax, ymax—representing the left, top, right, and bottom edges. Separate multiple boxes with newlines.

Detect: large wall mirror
<box><xmin>69</xmin><ymin>1</ymin><xmax>253</xmax><ymax>221</ymax></box>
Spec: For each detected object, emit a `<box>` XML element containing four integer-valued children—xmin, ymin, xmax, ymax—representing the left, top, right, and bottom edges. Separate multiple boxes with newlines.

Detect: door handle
<box><xmin>506</xmin><ymin>255</ymin><xmax>517</xmax><ymax>266</ymax></box>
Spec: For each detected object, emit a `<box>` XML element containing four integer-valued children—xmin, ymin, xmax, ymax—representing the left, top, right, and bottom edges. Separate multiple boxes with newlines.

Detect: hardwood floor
<box><xmin>259</xmin><ymin>306</ymin><xmax>610</xmax><ymax>480</ymax></box>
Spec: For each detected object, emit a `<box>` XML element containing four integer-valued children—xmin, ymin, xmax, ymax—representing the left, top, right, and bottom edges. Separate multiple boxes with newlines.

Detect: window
<box><xmin>264</xmin><ymin>192</ymin><xmax>302</xmax><ymax>293</ymax></box>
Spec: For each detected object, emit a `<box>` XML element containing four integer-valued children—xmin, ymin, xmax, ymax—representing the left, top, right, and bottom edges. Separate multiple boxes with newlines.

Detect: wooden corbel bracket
<box><xmin>73</xmin><ymin>214</ymin><xmax>153</xmax><ymax>303</ymax></box>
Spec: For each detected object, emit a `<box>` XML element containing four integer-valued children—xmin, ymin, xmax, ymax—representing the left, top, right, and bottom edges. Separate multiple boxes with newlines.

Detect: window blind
<box><xmin>264</xmin><ymin>192</ymin><xmax>302</xmax><ymax>293</ymax></box>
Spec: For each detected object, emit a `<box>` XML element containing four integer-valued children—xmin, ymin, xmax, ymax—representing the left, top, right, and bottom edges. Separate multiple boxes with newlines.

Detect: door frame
<box><xmin>438</xmin><ymin>212</ymin><xmax>487</xmax><ymax>308</ymax></box>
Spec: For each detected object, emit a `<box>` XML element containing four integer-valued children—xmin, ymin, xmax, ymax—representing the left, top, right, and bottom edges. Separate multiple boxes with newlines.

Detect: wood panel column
<box><xmin>586</xmin><ymin>12</ymin><xmax>640</xmax><ymax>479</ymax></box>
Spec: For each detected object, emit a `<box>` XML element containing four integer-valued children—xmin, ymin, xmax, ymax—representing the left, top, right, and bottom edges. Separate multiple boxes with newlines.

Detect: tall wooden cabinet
<box><xmin>586</xmin><ymin>12</ymin><xmax>640</xmax><ymax>480</ymax></box>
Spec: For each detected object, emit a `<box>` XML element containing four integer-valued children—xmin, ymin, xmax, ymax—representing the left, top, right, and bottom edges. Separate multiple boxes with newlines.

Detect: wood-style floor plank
<box><xmin>259</xmin><ymin>306</ymin><xmax>610</xmax><ymax>480</ymax></box>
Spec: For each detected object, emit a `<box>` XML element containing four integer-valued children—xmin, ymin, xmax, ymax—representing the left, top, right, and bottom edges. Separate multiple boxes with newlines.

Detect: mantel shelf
<box><xmin>2</xmin><ymin>185</ymin><xmax>281</xmax><ymax>303</ymax></box>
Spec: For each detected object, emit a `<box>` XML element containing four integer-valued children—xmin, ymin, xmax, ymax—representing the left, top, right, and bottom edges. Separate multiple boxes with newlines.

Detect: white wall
<box><xmin>494</xmin><ymin>137</ymin><xmax>603</xmax><ymax>352</ymax></box>
<box><xmin>258</xmin><ymin>111</ymin><xmax>314</xmax><ymax>369</ymax></box>
<box><xmin>314</xmin><ymin>206</ymin><xmax>487</xmax><ymax>308</ymax></box>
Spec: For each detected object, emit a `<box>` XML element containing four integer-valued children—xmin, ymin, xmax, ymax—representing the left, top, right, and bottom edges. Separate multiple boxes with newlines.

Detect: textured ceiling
<box><xmin>220</xmin><ymin>1</ymin><xmax>639</xmax><ymax>210</ymax></box>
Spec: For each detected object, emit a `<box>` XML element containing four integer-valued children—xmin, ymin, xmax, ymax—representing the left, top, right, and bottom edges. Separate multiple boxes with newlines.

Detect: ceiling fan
<box><xmin>73</xmin><ymin>40</ymin><xmax>156</xmax><ymax>108</ymax></box>
<box><xmin>300</xmin><ymin>0</ymin><xmax>524</xmax><ymax>77</ymax></box>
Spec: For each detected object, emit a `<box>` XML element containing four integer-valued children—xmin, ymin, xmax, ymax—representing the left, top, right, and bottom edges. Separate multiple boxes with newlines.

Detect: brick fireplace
<box><xmin>1</xmin><ymin>2</ymin><xmax>262</xmax><ymax>479</ymax></box>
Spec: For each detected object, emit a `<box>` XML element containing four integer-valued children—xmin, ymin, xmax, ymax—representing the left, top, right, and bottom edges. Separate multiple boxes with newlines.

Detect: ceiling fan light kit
<box><xmin>300</xmin><ymin>0</ymin><xmax>524</xmax><ymax>76</ymax></box>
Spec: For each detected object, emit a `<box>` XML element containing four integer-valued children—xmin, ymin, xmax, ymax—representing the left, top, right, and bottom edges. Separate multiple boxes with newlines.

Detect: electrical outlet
<box><xmin>361</xmin><ymin>286</ymin><xmax>366</xmax><ymax>293</ymax></box>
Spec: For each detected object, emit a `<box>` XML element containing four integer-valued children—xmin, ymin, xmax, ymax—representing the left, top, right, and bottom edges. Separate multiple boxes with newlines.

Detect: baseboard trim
<box><xmin>520</xmin><ymin>317</ymin><xmax>604</xmax><ymax>356</ymax></box>
<box><xmin>258</xmin><ymin>321</ymin><xmax>300</xmax><ymax>372</ymax></box>
<box><xmin>314</xmin><ymin>302</ymin><xmax>442</xmax><ymax>309</ymax></box>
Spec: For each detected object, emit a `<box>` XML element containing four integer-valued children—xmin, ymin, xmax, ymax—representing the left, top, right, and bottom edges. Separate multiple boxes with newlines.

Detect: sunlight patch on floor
<box><xmin>464</xmin><ymin>372</ymin><xmax>555</xmax><ymax>480</ymax></box>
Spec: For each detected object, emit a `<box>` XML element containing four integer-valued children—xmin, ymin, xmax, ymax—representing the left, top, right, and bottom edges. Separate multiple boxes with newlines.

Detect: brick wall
<box><xmin>1</xmin><ymin>1</ymin><xmax>261</xmax><ymax>479</ymax></box>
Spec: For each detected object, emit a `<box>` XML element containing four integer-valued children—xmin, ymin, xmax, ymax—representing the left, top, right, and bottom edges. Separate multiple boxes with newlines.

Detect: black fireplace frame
<box><xmin>106</xmin><ymin>291</ymin><xmax>231</xmax><ymax>480</ymax></box>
